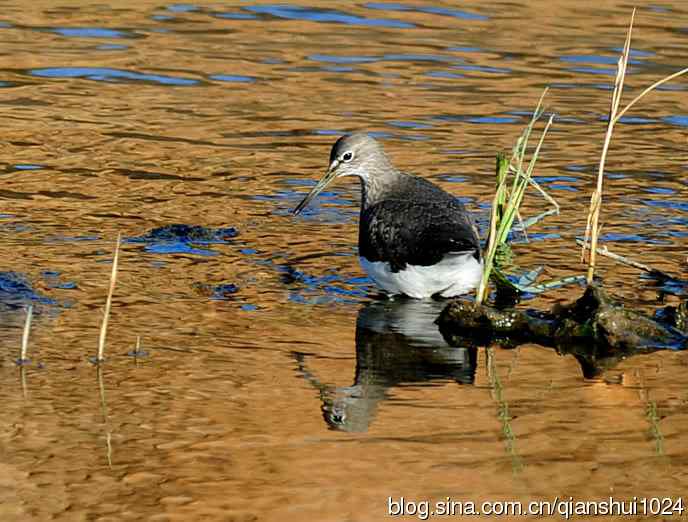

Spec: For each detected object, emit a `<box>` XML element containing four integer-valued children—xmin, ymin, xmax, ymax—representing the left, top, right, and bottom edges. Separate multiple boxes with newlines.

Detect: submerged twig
<box><xmin>511</xmin><ymin>208</ymin><xmax>559</xmax><ymax>232</ymax></box>
<box><xmin>96</xmin><ymin>232</ymin><xmax>121</xmax><ymax>363</ymax></box>
<box><xmin>577</xmin><ymin>239</ymin><xmax>661</xmax><ymax>274</ymax></box>
<box><xmin>576</xmin><ymin>239</ymin><xmax>682</xmax><ymax>287</ymax></box>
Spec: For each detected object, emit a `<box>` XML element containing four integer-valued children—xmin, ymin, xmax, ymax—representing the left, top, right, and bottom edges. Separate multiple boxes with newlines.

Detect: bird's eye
<box><xmin>342</xmin><ymin>151</ymin><xmax>354</xmax><ymax>162</ymax></box>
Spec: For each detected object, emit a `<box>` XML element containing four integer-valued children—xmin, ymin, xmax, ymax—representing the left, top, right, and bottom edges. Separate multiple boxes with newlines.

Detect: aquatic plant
<box><xmin>477</xmin><ymin>89</ymin><xmax>556</xmax><ymax>303</ymax></box>
<box><xmin>479</xmin><ymin>10</ymin><xmax>688</xmax><ymax>304</ymax></box>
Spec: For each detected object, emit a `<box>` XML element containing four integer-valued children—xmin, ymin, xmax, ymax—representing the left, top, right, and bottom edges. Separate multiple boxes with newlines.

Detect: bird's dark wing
<box><xmin>359</xmin><ymin>199</ymin><xmax>480</xmax><ymax>272</ymax></box>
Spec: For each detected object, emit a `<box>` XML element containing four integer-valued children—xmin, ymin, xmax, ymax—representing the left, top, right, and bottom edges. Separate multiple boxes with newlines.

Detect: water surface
<box><xmin>0</xmin><ymin>1</ymin><xmax>687</xmax><ymax>520</ymax></box>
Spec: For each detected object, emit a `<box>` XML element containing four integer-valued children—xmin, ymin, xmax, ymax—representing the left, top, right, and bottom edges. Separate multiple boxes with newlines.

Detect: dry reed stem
<box><xmin>613</xmin><ymin>66</ymin><xmax>688</xmax><ymax>124</ymax></box>
<box><xmin>20</xmin><ymin>304</ymin><xmax>33</xmax><ymax>363</ymax></box>
<box><xmin>96</xmin><ymin>232</ymin><xmax>121</xmax><ymax>363</ymax></box>
<box><xmin>583</xmin><ymin>9</ymin><xmax>688</xmax><ymax>282</ymax></box>
<box><xmin>583</xmin><ymin>9</ymin><xmax>635</xmax><ymax>282</ymax></box>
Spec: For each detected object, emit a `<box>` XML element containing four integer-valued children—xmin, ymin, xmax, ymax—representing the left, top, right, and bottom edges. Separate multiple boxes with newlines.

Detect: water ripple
<box><xmin>166</xmin><ymin>3</ymin><xmax>198</xmax><ymax>12</ymax></box>
<box><xmin>455</xmin><ymin>64</ymin><xmax>511</xmax><ymax>74</ymax></box>
<box><xmin>48</xmin><ymin>27</ymin><xmax>139</xmax><ymax>39</ymax></box>
<box><xmin>10</xmin><ymin>164</ymin><xmax>44</xmax><ymax>171</ymax></box>
<box><xmin>642</xmin><ymin>199</ymin><xmax>688</xmax><ymax>212</ymax></box>
<box><xmin>434</xmin><ymin>114</ymin><xmax>519</xmax><ymax>124</ymax></box>
<box><xmin>309</xmin><ymin>54</ymin><xmax>378</xmax><ymax>64</ymax></box>
<box><xmin>559</xmin><ymin>54</ymin><xmax>644</xmax><ymax>66</ymax></box>
<box><xmin>364</xmin><ymin>3</ymin><xmax>487</xmax><ymax>21</ymax></box>
<box><xmin>245</xmin><ymin>4</ymin><xmax>415</xmax><ymax>28</ymax></box>
<box><xmin>309</xmin><ymin>53</ymin><xmax>460</xmax><ymax>65</ymax></box>
<box><xmin>29</xmin><ymin>67</ymin><xmax>199</xmax><ymax>86</ymax></box>
<box><xmin>96</xmin><ymin>44</ymin><xmax>128</xmax><ymax>51</ymax></box>
<box><xmin>209</xmin><ymin>74</ymin><xmax>257</xmax><ymax>83</ymax></box>
<box><xmin>566</xmin><ymin>66</ymin><xmax>618</xmax><ymax>76</ymax></box>
<box><xmin>0</xmin><ymin>272</ymin><xmax>55</xmax><ymax>308</ymax></box>
<box><xmin>211</xmin><ymin>11</ymin><xmax>259</xmax><ymax>20</ymax></box>
<box><xmin>663</xmin><ymin>115</ymin><xmax>688</xmax><ymax>127</ymax></box>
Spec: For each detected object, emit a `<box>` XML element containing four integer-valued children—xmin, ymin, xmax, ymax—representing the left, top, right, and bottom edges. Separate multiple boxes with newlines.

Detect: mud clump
<box><xmin>437</xmin><ymin>285</ymin><xmax>687</xmax><ymax>378</ymax></box>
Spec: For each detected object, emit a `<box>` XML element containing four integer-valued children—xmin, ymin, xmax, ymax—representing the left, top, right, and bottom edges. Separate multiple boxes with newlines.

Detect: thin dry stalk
<box><xmin>132</xmin><ymin>335</ymin><xmax>142</xmax><ymax>365</ymax></box>
<box><xmin>20</xmin><ymin>304</ymin><xmax>33</xmax><ymax>363</ymax></box>
<box><xmin>614</xmin><ymin>66</ymin><xmax>688</xmax><ymax>124</ymax></box>
<box><xmin>96</xmin><ymin>232</ymin><xmax>121</xmax><ymax>363</ymax></box>
<box><xmin>583</xmin><ymin>9</ymin><xmax>635</xmax><ymax>282</ymax></box>
<box><xmin>583</xmin><ymin>9</ymin><xmax>688</xmax><ymax>282</ymax></box>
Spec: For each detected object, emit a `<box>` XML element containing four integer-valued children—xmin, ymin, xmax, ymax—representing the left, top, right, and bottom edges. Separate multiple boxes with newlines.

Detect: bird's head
<box><xmin>293</xmin><ymin>133</ymin><xmax>389</xmax><ymax>215</ymax></box>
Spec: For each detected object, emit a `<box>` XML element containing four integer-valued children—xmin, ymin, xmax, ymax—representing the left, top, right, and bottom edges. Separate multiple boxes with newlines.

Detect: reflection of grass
<box><xmin>20</xmin><ymin>366</ymin><xmax>28</xmax><ymax>400</ymax></box>
<box><xmin>486</xmin><ymin>347</ymin><xmax>523</xmax><ymax>473</ymax></box>
<box><xmin>477</xmin><ymin>90</ymin><xmax>555</xmax><ymax>304</ymax></box>
<box><xmin>645</xmin><ymin>400</ymin><xmax>664</xmax><ymax>456</ymax></box>
<box><xmin>98</xmin><ymin>367</ymin><xmax>113</xmax><ymax>468</ymax></box>
<box><xmin>582</xmin><ymin>8</ymin><xmax>688</xmax><ymax>282</ymax></box>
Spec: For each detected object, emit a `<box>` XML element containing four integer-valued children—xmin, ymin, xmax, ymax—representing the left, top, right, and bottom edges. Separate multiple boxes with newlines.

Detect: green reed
<box><xmin>477</xmin><ymin>89</ymin><xmax>555</xmax><ymax>303</ymax></box>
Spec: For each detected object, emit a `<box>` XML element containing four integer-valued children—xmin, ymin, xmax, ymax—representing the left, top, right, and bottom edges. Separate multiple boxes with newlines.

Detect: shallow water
<box><xmin>0</xmin><ymin>1</ymin><xmax>687</xmax><ymax>520</ymax></box>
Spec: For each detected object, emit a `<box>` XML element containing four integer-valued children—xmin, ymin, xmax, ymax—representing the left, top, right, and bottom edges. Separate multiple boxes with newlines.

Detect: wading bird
<box><xmin>293</xmin><ymin>133</ymin><xmax>481</xmax><ymax>299</ymax></box>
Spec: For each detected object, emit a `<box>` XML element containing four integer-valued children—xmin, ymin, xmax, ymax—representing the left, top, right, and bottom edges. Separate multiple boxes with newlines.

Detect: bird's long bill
<box><xmin>292</xmin><ymin>163</ymin><xmax>339</xmax><ymax>215</ymax></box>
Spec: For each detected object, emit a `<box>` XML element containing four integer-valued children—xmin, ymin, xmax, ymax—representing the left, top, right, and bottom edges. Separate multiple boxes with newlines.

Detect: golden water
<box><xmin>0</xmin><ymin>1</ymin><xmax>686</xmax><ymax>520</ymax></box>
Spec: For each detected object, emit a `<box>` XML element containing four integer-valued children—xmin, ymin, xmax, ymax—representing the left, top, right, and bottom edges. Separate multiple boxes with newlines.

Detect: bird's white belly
<box><xmin>360</xmin><ymin>253</ymin><xmax>482</xmax><ymax>299</ymax></box>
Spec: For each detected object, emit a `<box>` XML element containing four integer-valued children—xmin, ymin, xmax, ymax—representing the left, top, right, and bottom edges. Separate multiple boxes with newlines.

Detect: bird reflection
<box><xmin>294</xmin><ymin>299</ymin><xmax>477</xmax><ymax>432</ymax></box>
